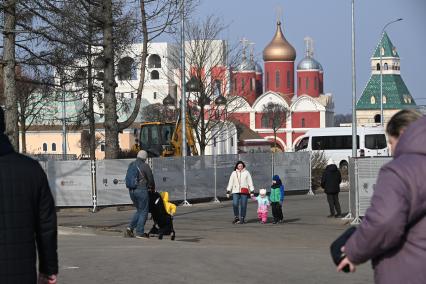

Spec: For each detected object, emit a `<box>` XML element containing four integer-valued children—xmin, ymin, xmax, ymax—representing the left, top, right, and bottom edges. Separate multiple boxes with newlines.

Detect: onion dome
<box><xmin>162</xmin><ymin>93</ymin><xmax>175</xmax><ymax>106</ymax></box>
<box><xmin>263</xmin><ymin>21</ymin><xmax>296</xmax><ymax>62</ymax></box>
<box><xmin>297</xmin><ymin>57</ymin><xmax>321</xmax><ymax>70</ymax></box>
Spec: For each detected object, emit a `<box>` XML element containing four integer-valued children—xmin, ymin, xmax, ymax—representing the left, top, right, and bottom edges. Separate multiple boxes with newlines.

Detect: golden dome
<box><xmin>263</xmin><ymin>21</ymin><xmax>296</xmax><ymax>62</ymax></box>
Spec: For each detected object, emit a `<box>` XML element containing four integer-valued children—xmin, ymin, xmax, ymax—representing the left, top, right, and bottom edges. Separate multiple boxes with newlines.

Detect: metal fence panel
<box><xmin>96</xmin><ymin>159</ymin><xmax>133</xmax><ymax>206</ymax></box>
<box><xmin>186</xmin><ymin>155</ymin><xmax>215</xmax><ymax>199</ymax></box>
<box><xmin>46</xmin><ymin>160</ymin><xmax>92</xmax><ymax>207</ymax></box>
<box><xmin>356</xmin><ymin>157</ymin><xmax>392</xmax><ymax>215</ymax></box>
<box><xmin>273</xmin><ymin>152</ymin><xmax>311</xmax><ymax>191</ymax></box>
<box><xmin>348</xmin><ymin>158</ymin><xmax>357</xmax><ymax>216</ymax></box>
<box><xmin>215</xmin><ymin>154</ymin><xmax>239</xmax><ymax>195</ymax></box>
<box><xmin>152</xmin><ymin>156</ymin><xmax>184</xmax><ymax>201</ymax></box>
<box><xmin>239</xmin><ymin>153</ymin><xmax>272</xmax><ymax>191</ymax></box>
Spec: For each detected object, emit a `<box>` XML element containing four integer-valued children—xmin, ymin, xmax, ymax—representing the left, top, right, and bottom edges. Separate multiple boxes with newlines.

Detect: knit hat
<box><xmin>327</xmin><ymin>158</ymin><xmax>335</xmax><ymax>165</ymax></box>
<box><xmin>0</xmin><ymin>106</ymin><xmax>5</xmax><ymax>133</ymax></box>
<box><xmin>259</xmin><ymin>188</ymin><xmax>267</xmax><ymax>196</ymax></box>
<box><xmin>137</xmin><ymin>150</ymin><xmax>148</xmax><ymax>160</ymax></box>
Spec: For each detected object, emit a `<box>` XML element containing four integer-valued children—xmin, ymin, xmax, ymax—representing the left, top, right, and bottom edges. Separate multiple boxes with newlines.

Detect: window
<box><xmin>42</xmin><ymin>143</ymin><xmax>47</xmax><ymax>152</ymax></box>
<box><xmin>287</xmin><ymin>71</ymin><xmax>291</xmax><ymax>88</ymax></box>
<box><xmin>384</xmin><ymin>63</ymin><xmax>388</xmax><ymax>70</ymax></box>
<box><xmin>306</xmin><ymin>78</ymin><xmax>309</xmax><ymax>90</ymax></box>
<box><xmin>241</xmin><ymin>78</ymin><xmax>245</xmax><ymax>91</ymax></box>
<box><xmin>214</xmin><ymin>138</ymin><xmax>217</xmax><ymax>147</ymax></box>
<box><xmin>298</xmin><ymin>76</ymin><xmax>301</xmax><ymax>89</ymax></box>
<box><xmin>250</xmin><ymin>77</ymin><xmax>253</xmax><ymax>91</ymax></box>
<box><xmin>314</xmin><ymin>77</ymin><xmax>318</xmax><ymax>90</ymax></box>
<box><xmin>52</xmin><ymin>143</ymin><xmax>56</xmax><ymax>152</ymax></box>
<box><xmin>148</xmin><ymin>54</ymin><xmax>161</xmax><ymax>68</ymax></box>
<box><xmin>266</xmin><ymin>72</ymin><xmax>269</xmax><ymax>89</ymax></box>
<box><xmin>118</xmin><ymin>57</ymin><xmax>137</xmax><ymax>80</ymax></box>
<box><xmin>301</xmin><ymin>118</ymin><xmax>305</xmax><ymax>127</ymax></box>
<box><xmin>153</xmin><ymin>92</ymin><xmax>157</xmax><ymax>100</ymax></box>
<box><xmin>100</xmin><ymin>144</ymin><xmax>105</xmax><ymax>152</ymax></box>
<box><xmin>233</xmin><ymin>79</ymin><xmax>237</xmax><ymax>91</ymax></box>
<box><xmin>371</xmin><ymin>96</ymin><xmax>376</xmax><ymax>104</ymax></box>
<box><xmin>231</xmin><ymin>137</ymin><xmax>234</xmax><ymax>146</ymax></box>
<box><xmin>312</xmin><ymin>135</ymin><xmax>359</xmax><ymax>150</ymax></box>
<box><xmin>215</xmin><ymin>80</ymin><xmax>222</xmax><ymax>96</ymax></box>
<box><xmin>376</xmin><ymin>63</ymin><xmax>381</xmax><ymax>71</ymax></box>
<box><xmin>275</xmin><ymin>71</ymin><xmax>280</xmax><ymax>88</ymax></box>
<box><xmin>365</xmin><ymin>134</ymin><xmax>387</xmax><ymax>150</ymax></box>
<box><xmin>131</xmin><ymin>93</ymin><xmax>134</xmax><ymax>99</ymax></box>
<box><xmin>161</xmin><ymin>125</ymin><xmax>174</xmax><ymax>145</ymax></box>
<box><xmin>374</xmin><ymin>114</ymin><xmax>381</xmax><ymax>123</ymax></box>
<box><xmin>150</xmin><ymin>70</ymin><xmax>159</xmax><ymax>80</ymax></box>
<box><xmin>295</xmin><ymin>137</ymin><xmax>309</xmax><ymax>151</ymax></box>
<box><xmin>261</xmin><ymin>115</ymin><xmax>270</xmax><ymax>128</ymax></box>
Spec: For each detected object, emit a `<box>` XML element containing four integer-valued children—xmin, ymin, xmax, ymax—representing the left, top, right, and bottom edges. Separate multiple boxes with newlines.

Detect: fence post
<box><xmin>181</xmin><ymin>156</ymin><xmax>192</xmax><ymax>206</ymax></box>
<box><xmin>306</xmin><ymin>152</ymin><xmax>314</xmax><ymax>195</ymax></box>
<box><xmin>212</xmin><ymin>154</ymin><xmax>220</xmax><ymax>203</ymax></box>
<box><xmin>351</xmin><ymin>159</ymin><xmax>362</xmax><ymax>224</ymax></box>
<box><xmin>343</xmin><ymin>157</ymin><xmax>354</xmax><ymax>220</ymax></box>
<box><xmin>91</xmin><ymin>160</ymin><xmax>97</xmax><ymax>213</ymax></box>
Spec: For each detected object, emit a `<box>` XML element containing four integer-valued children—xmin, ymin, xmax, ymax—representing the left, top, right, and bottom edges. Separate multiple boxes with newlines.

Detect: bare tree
<box><xmin>167</xmin><ymin>15</ymin><xmax>243</xmax><ymax>155</ymax></box>
<box><xmin>261</xmin><ymin>102</ymin><xmax>288</xmax><ymax>151</ymax></box>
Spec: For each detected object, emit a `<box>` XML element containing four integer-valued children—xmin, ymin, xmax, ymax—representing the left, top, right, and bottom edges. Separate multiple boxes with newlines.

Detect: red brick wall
<box><xmin>232</xmin><ymin>72</ymin><xmax>257</xmax><ymax>105</ymax></box>
<box><xmin>264</xmin><ymin>61</ymin><xmax>294</xmax><ymax>96</ymax></box>
<box><xmin>292</xmin><ymin>112</ymin><xmax>320</xmax><ymax>128</ymax></box>
<box><xmin>297</xmin><ymin>70</ymin><xmax>320</xmax><ymax>97</ymax></box>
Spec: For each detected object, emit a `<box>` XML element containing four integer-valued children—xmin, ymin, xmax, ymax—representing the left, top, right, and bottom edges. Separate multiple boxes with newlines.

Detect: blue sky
<box><xmin>182</xmin><ymin>0</ymin><xmax>426</xmax><ymax>113</ymax></box>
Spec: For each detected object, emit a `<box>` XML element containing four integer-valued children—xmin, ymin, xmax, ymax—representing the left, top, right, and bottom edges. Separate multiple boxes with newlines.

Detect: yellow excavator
<box><xmin>137</xmin><ymin>114</ymin><xmax>198</xmax><ymax>157</ymax></box>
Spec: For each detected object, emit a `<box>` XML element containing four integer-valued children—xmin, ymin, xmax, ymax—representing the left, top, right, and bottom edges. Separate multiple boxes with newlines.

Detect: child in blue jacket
<box><xmin>270</xmin><ymin>175</ymin><xmax>284</xmax><ymax>224</ymax></box>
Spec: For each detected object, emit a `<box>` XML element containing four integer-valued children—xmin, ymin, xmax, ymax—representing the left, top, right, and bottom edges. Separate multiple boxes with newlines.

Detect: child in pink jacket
<box><xmin>252</xmin><ymin>189</ymin><xmax>270</xmax><ymax>224</ymax></box>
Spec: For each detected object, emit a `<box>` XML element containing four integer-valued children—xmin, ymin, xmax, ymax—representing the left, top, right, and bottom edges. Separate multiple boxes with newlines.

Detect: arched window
<box><xmin>287</xmin><ymin>71</ymin><xmax>291</xmax><ymax>88</ymax></box>
<box><xmin>384</xmin><ymin>63</ymin><xmax>388</xmax><ymax>70</ymax></box>
<box><xmin>150</xmin><ymin>70</ymin><xmax>159</xmax><ymax>80</ymax></box>
<box><xmin>241</xmin><ymin>78</ymin><xmax>245</xmax><ymax>91</ymax></box>
<box><xmin>371</xmin><ymin>96</ymin><xmax>376</xmax><ymax>104</ymax></box>
<box><xmin>118</xmin><ymin>57</ymin><xmax>137</xmax><ymax>80</ymax></box>
<box><xmin>298</xmin><ymin>76</ymin><xmax>301</xmax><ymax>89</ymax></box>
<box><xmin>314</xmin><ymin>77</ymin><xmax>318</xmax><ymax>90</ymax></box>
<box><xmin>266</xmin><ymin>72</ymin><xmax>269</xmax><ymax>89</ymax></box>
<box><xmin>250</xmin><ymin>78</ymin><xmax>253</xmax><ymax>91</ymax></box>
<box><xmin>75</xmin><ymin>69</ymin><xmax>87</xmax><ymax>88</ymax></box>
<box><xmin>52</xmin><ymin>143</ymin><xmax>56</xmax><ymax>152</ymax></box>
<box><xmin>233</xmin><ymin>79</ymin><xmax>237</xmax><ymax>91</ymax></box>
<box><xmin>275</xmin><ymin>71</ymin><xmax>280</xmax><ymax>88</ymax></box>
<box><xmin>374</xmin><ymin>114</ymin><xmax>381</xmax><ymax>123</ymax></box>
<box><xmin>42</xmin><ymin>143</ymin><xmax>47</xmax><ymax>152</ymax></box>
<box><xmin>376</xmin><ymin>63</ymin><xmax>381</xmax><ymax>71</ymax></box>
<box><xmin>148</xmin><ymin>54</ymin><xmax>161</xmax><ymax>68</ymax></box>
<box><xmin>301</xmin><ymin>118</ymin><xmax>305</xmax><ymax>128</ymax></box>
<box><xmin>261</xmin><ymin>115</ymin><xmax>269</xmax><ymax>128</ymax></box>
<box><xmin>306</xmin><ymin>78</ymin><xmax>309</xmax><ymax>90</ymax></box>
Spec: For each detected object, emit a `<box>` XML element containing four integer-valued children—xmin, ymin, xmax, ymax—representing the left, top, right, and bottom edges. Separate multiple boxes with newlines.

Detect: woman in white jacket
<box><xmin>226</xmin><ymin>161</ymin><xmax>255</xmax><ymax>224</ymax></box>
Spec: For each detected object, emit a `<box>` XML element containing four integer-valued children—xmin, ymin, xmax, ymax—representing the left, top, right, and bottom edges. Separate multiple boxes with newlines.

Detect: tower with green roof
<box><xmin>356</xmin><ymin>32</ymin><xmax>416</xmax><ymax>125</ymax></box>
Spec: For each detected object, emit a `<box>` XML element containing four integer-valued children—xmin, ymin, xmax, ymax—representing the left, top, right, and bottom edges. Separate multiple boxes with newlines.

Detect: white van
<box><xmin>295</xmin><ymin>127</ymin><xmax>389</xmax><ymax>169</ymax></box>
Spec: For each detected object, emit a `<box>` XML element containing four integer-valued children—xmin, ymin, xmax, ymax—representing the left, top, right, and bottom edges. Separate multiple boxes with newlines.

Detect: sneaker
<box><xmin>272</xmin><ymin>221</ymin><xmax>277</xmax><ymax>224</ymax></box>
<box><xmin>124</xmin><ymin>227</ymin><xmax>134</xmax><ymax>238</ymax></box>
<box><xmin>135</xmin><ymin>233</ymin><xmax>149</xmax><ymax>239</ymax></box>
<box><xmin>239</xmin><ymin>218</ymin><xmax>245</xmax><ymax>224</ymax></box>
<box><xmin>327</xmin><ymin>214</ymin><xmax>334</xmax><ymax>218</ymax></box>
<box><xmin>232</xmin><ymin>217</ymin><xmax>240</xmax><ymax>224</ymax></box>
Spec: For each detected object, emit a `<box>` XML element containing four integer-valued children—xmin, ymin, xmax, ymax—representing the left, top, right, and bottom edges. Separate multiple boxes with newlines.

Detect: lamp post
<box><xmin>351</xmin><ymin>0</ymin><xmax>357</xmax><ymax>158</ymax></box>
<box><xmin>380</xmin><ymin>18</ymin><xmax>403</xmax><ymax>126</ymax></box>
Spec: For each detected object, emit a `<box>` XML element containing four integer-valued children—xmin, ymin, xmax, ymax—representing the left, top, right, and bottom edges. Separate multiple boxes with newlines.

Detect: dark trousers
<box><xmin>327</xmin><ymin>193</ymin><xmax>341</xmax><ymax>215</ymax></box>
<box><xmin>271</xmin><ymin>202</ymin><xmax>283</xmax><ymax>221</ymax></box>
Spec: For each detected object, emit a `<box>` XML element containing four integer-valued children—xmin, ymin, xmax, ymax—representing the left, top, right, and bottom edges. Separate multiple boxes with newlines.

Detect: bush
<box><xmin>311</xmin><ymin>151</ymin><xmax>327</xmax><ymax>190</ymax></box>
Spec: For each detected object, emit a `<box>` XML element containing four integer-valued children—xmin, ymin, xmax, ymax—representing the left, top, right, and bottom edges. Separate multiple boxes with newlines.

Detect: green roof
<box><xmin>356</xmin><ymin>74</ymin><xmax>416</xmax><ymax>110</ymax></box>
<box><xmin>372</xmin><ymin>32</ymin><xmax>399</xmax><ymax>58</ymax></box>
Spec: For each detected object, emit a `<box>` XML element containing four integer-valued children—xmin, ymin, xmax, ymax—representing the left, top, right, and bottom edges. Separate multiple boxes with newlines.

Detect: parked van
<box><xmin>295</xmin><ymin>127</ymin><xmax>389</xmax><ymax>169</ymax></box>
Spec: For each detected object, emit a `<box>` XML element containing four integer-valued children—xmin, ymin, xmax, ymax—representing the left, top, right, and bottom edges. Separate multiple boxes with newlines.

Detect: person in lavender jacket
<box><xmin>337</xmin><ymin>109</ymin><xmax>426</xmax><ymax>284</ymax></box>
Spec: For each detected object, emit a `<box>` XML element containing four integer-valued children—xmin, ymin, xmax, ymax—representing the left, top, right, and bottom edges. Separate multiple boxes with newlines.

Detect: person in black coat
<box><xmin>321</xmin><ymin>158</ymin><xmax>342</xmax><ymax>218</ymax></box>
<box><xmin>0</xmin><ymin>107</ymin><xmax>58</xmax><ymax>284</ymax></box>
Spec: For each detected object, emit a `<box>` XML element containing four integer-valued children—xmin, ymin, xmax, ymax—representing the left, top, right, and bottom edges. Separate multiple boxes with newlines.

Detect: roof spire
<box><xmin>304</xmin><ymin>36</ymin><xmax>314</xmax><ymax>58</ymax></box>
<box><xmin>240</xmin><ymin>37</ymin><xmax>249</xmax><ymax>60</ymax></box>
<box><xmin>275</xmin><ymin>5</ymin><xmax>283</xmax><ymax>24</ymax></box>
<box><xmin>249</xmin><ymin>42</ymin><xmax>255</xmax><ymax>64</ymax></box>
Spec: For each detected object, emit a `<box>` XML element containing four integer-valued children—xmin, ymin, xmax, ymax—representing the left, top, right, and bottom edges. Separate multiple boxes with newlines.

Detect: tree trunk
<box><xmin>102</xmin><ymin>0</ymin><xmax>119</xmax><ymax>159</ymax></box>
<box><xmin>3</xmin><ymin>0</ymin><xmax>19</xmax><ymax>151</ymax></box>
<box><xmin>20</xmin><ymin>112</ymin><xmax>26</xmax><ymax>153</ymax></box>
<box><xmin>200</xmin><ymin>104</ymin><xmax>206</xmax><ymax>155</ymax></box>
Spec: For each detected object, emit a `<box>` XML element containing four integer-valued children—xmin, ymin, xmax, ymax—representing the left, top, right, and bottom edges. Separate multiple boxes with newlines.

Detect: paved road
<box><xmin>57</xmin><ymin>192</ymin><xmax>373</xmax><ymax>284</ymax></box>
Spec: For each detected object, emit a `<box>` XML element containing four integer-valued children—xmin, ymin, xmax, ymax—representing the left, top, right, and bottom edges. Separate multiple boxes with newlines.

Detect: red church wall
<box><xmin>292</xmin><ymin>112</ymin><xmax>320</xmax><ymax>128</ymax></box>
<box><xmin>264</xmin><ymin>61</ymin><xmax>294</xmax><ymax>96</ymax></box>
<box><xmin>319</xmin><ymin>72</ymin><xmax>324</xmax><ymax>94</ymax></box>
<box><xmin>228</xmin><ymin>112</ymin><xmax>250</xmax><ymax>127</ymax></box>
<box><xmin>257</xmin><ymin>132</ymin><xmax>287</xmax><ymax>150</ymax></box>
<box><xmin>297</xmin><ymin>71</ymin><xmax>320</xmax><ymax>97</ymax></box>
<box><xmin>292</xmin><ymin>132</ymin><xmax>306</xmax><ymax>145</ymax></box>
<box><xmin>232</xmin><ymin>72</ymin><xmax>257</xmax><ymax>105</ymax></box>
<box><xmin>255</xmin><ymin>73</ymin><xmax>263</xmax><ymax>97</ymax></box>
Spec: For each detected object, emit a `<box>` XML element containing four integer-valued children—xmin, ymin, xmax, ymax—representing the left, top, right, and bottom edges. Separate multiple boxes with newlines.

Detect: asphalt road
<box><xmin>57</xmin><ymin>192</ymin><xmax>373</xmax><ymax>284</ymax></box>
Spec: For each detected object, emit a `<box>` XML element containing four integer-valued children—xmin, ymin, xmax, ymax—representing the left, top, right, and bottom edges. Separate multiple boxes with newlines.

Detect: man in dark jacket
<box><xmin>321</xmin><ymin>158</ymin><xmax>342</xmax><ymax>218</ymax></box>
<box><xmin>125</xmin><ymin>150</ymin><xmax>155</xmax><ymax>239</ymax></box>
<box><xmin>0</xmin><ymin>106</ymin><xmax>58</xmax><ymax>283</ymax></box>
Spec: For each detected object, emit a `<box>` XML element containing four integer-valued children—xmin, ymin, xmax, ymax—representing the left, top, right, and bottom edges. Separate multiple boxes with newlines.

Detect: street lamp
<box><xmin>380</xmin><ymin>18</ymin><xmax>403</xmax><ymax>126</ymax></box>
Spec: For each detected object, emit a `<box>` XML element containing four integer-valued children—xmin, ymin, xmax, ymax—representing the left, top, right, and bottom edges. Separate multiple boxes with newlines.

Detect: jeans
<box><xmin>129</xmin><ymin>188</ymin><xmax>149</xmax><ymax>235</ymax></box>
<box><xmin>232</xmin><ymin>193</ymin><xmax>248</xmax><ymax>219</ymax></box>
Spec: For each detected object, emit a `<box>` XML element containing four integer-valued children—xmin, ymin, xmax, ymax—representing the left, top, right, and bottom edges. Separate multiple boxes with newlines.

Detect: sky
<box><xmin>169</xmin><ymin>0</ymin><xmax>426</xmax><ymax>114</ymax></box>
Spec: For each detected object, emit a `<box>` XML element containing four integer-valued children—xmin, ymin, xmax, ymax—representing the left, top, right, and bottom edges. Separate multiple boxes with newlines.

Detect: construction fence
<box><xmin>39</xmin><ymin>152</ymin><xmax>311</xmax><ymax>208</ymax></box>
